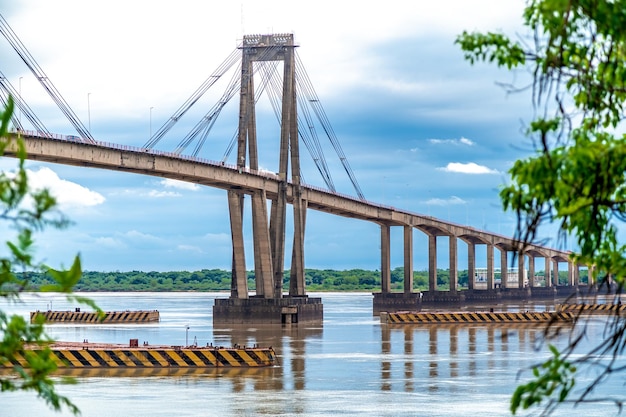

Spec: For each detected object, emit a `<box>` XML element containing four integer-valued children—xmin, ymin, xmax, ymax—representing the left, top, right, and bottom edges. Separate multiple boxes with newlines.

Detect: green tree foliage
<box><xmin>0</xmin><ymin>98</ymin><xmax>95</xmax><ymax>415</ymax></box>
<box><xmin>457</xmin><ymin>0</ymin><xmax>626</xmax><ymax>414</ymax></box>
<box><xmin>28</xmin><ymin>268</ymin><xmax>387</xmax><ymax>292</ymax></box>
<box><xmin>24</xmin><ymin>267</ymin><xmax>488</xmax><ymax>292</ymax></box>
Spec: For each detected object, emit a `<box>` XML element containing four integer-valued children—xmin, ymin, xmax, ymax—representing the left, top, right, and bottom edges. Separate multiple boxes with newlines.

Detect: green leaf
<box><xmin>42</xmin><ymin>256</ymin><xmax>83</xmax><ymax>293</ymax></box>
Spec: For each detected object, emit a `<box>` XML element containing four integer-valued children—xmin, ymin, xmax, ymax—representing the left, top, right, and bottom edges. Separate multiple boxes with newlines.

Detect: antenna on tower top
<box><xmin>240</xmin><ymin>3</ymin><xmax>245</xmax><ymax>35</ymax></box>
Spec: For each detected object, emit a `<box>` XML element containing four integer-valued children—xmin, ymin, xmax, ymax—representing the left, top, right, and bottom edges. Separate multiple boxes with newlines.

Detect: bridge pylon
<box><xmin>214</xmin><ymin>33</ymin><xmax>322</xmax><ymax>325</ymax></box>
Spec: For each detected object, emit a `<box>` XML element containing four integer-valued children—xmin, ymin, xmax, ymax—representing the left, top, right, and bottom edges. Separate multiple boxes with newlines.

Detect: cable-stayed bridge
<box><xmin>0</xmin><ymin>17</ymin><xmax>583</xmax><ymax>324</ymax></box>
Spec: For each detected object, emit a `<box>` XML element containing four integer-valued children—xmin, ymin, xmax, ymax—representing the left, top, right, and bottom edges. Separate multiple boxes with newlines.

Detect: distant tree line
<box><xmin>16</xmin><ymin>268</ymin><xmax>583</xmax><ymax>292</ymax></box>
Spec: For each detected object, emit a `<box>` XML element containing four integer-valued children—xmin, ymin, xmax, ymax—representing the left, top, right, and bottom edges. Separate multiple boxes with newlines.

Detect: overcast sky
<box><xmin>0</xmin><ymin>0</ymin><xmax>561</xmax><ymax>273</ymax></box>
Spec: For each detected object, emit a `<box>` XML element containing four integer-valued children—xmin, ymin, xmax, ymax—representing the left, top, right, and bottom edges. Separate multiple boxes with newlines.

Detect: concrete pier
<box><xmin>372</xmin><ymin>292</ymin><xmax>420</xmax><ymax>315</ymax></box>
<box><xmin>213</xmin><ymin>296</ymin><xmax>323</xmax><ymax>325</ymax></box>
<box><xmin>372</xmin><ymin>285</ymin><xmax>591</xmax><ymax>314</ymax></box>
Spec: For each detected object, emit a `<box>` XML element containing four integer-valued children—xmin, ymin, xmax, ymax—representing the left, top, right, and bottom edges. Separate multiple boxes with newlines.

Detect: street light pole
<box><xmin>87</xmin><ymin>92</ymin><xmax>91</xmax><ymax>133</ymax></box>
<box><xmin>150</xmin><ymin>106</ymin><xmax>154</xmax><ymax>140</ymax></box>
<box><xmin>18</xmin><ymin>77</ymin><xmax>22</xmax><ymax>127</ymax></box>
<box><xmin>185</xmin><ymin>325</ymin><xmax>189</xmax><ymax>346</ymax></box>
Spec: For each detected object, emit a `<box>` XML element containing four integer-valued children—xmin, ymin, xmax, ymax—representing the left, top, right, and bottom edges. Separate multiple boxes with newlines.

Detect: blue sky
<box><xmin>0</xmin><ymin>0</ymin><xmax>556</xmax><ymax>273</ymax></box>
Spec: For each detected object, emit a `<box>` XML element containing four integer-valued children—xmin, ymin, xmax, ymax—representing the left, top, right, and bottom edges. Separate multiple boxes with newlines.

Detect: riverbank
<box><xmin>20</xmin><ymin>267</ymin><xmax>582</xmax><ymax>292</ymax></box>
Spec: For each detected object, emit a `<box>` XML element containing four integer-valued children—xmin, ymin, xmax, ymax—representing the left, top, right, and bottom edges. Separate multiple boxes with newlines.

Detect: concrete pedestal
<box><xmin>462</xmin><ymin>289</ymin><xmax>501</xmax><ymax>303</ymax></box>
<box><xmin>421</xmin><ymin>291</ymin><xmax>465</xmax><ymax>305</ymax></box>
<box><xmin>499</xmin><ymin>287</ymin><xmax>533</xmax><ymax>300</ymax></box>
<box><xmin>530</xmin><ymin>287</ymin><xmax>558</xmax><ymax>299</ymax></box>
<box><xmin>554</xmin><ymin>286</ymin><xmax>579</xmax><ymax>298</ymax></box>
<box><xmin>213</xmin><ymin>296</ymin><xmax>323</xmax><ymax>325</ymax></box>
<box><xmin>372</xmin><ymin>292</ymin><xmax>421</xmax><ymax>315</ymax></box>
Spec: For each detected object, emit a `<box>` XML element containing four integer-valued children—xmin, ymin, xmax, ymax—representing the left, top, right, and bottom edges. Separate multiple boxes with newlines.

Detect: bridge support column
<box><xmin>404</xmin><ymin>225</ymin><xmax>413</xmax><ymax>294</ymax></box>
<box><xmin>518</xmin><ymin>252</ymin><xmax>525</xmax><ymax>289</ymax></box>
<box><xmin>528</xmin><ymin>256</ymin><xmax>535</xmax><ymax>288</ymax></box>
<box><xmin>467</xmin><ymin>243</ymin><xmax>475</xmax><ymax>291</ymax></box>
<box><xmin>380</xmin><ymin>224</ymin><xmax>391</xmax><ymax>293</ymax></box>
<box><xmin>449</xmin><ymin>236</ymin><xmax>458</xmax><ymax>293</ymax></box>
<box><xmin>289</xmin><ymin>196</ymin><xmax>307</xmax><ymax>296</ymax></box>
<box><xmin>228</xmin><ymin>190</ymin><xmax>248</xmax><ymax>299</ymax></box>
<box><xmin>487</xmin><ymin>243</ymin><xmax>494</xmax><ymax>290</ymax></box>
<box><xmin>373</xmin><ymin>224</ymin><xmax>421</xmax><ymax>314</ymax></box>
<box><xmin>269</xmin><ymin>187</ymin><xmax>287</xmax><ymax>298</ymax></box>
<box><xmin>428</xmin><ymin>235</ymin><xmax>437</xmax><ymax>292</ymax></box>
<box><xmin>545</xmin><ymin>257</ymin><xmax>552</xmax><ymax>287</ymax></box>
<box><xmin>552</xmin><ymin>260</ymin><xmax>559</xmax><ymax>286</ymax></box>
<box><xmin>527</xmin><ymin>255</ymin><xmax>557</xmax><ymax>298</ymax></box>
<box><xmin>251</xmin><ymin>190</ymin><xmax>275</xmax><ymax>297</ymax></box>
<box><xmin>500</xmin><ymin>249</ymin><xmax>508</xmax><ymax>289</ymax></box>
<box><xmin>284</xmin><ymin>42</ymin><xmax>309</xmax><ymax>298</ymax></box>
<box><xmin>421</xmin><ymin>233</ymin><xmax>464</xmax><ymax>304</ymax></box>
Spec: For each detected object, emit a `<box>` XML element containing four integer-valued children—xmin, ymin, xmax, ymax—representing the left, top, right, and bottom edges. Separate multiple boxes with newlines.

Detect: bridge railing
<box><xmin>16</xmin><ymin>129</ymin><xmax>292</xmax><ymax>181</ymax></box>
<box><xmin>12</xmin><ymin>130</ymin><xmax>480</xmax><ymax>223</ymax></box>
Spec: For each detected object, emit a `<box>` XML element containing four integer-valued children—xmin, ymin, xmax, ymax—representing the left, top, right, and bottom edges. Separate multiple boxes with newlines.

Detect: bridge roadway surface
<box><xmin>5</xmin><ymin>131</ymin><xmax>572</xmax><ymax>266</ymax></box>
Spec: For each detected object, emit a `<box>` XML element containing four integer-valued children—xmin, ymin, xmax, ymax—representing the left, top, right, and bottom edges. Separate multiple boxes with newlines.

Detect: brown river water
<box><xmin>2</xmin><ymin>292</ymin><xmax>623</xmax><ymax>417</ymax></box>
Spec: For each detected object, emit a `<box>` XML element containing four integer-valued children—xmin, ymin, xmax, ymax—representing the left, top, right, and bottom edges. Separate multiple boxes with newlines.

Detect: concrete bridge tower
<box><xmin>214</xmin><ymin>34</ymin><xmax>322</xmax><ymax>325</ymax></box>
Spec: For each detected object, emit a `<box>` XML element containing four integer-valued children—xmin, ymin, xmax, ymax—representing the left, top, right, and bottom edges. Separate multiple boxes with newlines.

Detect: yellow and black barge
<box><xmin>380</xmin><ymin>310</ymin><xmax>575</xmax><ymax>324</ymax></box>
<box><xmin>5</xmin><ymin>340</ymin><xmax>276</xmax><ymax>369</ymax></box>
<box><xmin>30</xmin><ymin>309</ymin><xmax>160</xmax><ymax>324</ymax></box>
<box><xmin>556</xmin><ymin>303</ymin><xmax>626</xmax><ymax>315</ymax></box>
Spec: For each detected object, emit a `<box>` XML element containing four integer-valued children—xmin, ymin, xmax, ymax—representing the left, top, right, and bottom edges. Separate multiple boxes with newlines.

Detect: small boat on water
<box><xmin>4</xmin><ymin>339</ymin><xmax>276</xmax><ymax>369</ymax></box>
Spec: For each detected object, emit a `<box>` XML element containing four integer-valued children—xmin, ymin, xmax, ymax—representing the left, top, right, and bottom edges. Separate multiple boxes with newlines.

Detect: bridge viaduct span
<box><xmin>6</xmin><ymin>132</ymin><xmax>580</xmax><ymax>322</ymax></box>
<box><xmin>3</xmin><ymin>31</ymin><xmax>581</xmax><ymax>325</ymax></box>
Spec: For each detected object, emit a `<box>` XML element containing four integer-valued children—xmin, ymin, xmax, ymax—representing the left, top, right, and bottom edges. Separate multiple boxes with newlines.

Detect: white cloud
<box><xmin>123</xmin><ymin>230</ymin><xmax>163</xmax><ymax>244</ymax></box>
<box><xmin>92</xmin><ymin>230</ymin><xmax>163</xmax><ymax>249</ymax></box>
<box><xmin>438</xmin><ymin>162</ymin><xmax>499</xmax><ymax>175</ymax></box>
<box><xmin>429</xmin><ymin>137</ymin><xmax>475</xmax><ymax>146</ymax></box>
<box><xmin>369</xmin><ymin>78</ymin><xmax>430</xmax><ymax>96</ymax></box>
<box><xmin>27</xmin><ymin>167</ymin><xmax>105</xmax><ymax>209</ymax></box>
<box><xmin>258</xmin><ymin>166</ymin><xmax>278</xmax><ymax>177</ymax></box>
<box><xmin>111</xmin><ymin>188</ymin><xmax>182</xmax><ymax>198</ymax></box>
<box><xmin>201</xmin><ymin>232</ymin><xmax>231</xmax><ymax>242</ymax></box>
<box><xmin>177</xmin><ymin>244</ymin><xmax>203</xmax><ymax>254</ymax></box>
<box><xmin>426</xmin><ymin>196</ymin><xmax>467</xmax><ymax>206</ymax></box>
<box><xmin>160</xmin><ymin>179</ymin><xmax>199</xmax><ymax>191</ymax></box>
<box><xmin>4</xmin><ymin>0</ymin><xmax>526</xmax><ymax>123</ymax></box>
<box><xmin>148</xmin><ymin>190</ymin><xmax>181</xmax><ymax>198</ymax></box>
<box><xmin>459</xmin><ymin>137</ymin><xmax>475</xmax><ymax>146</ymax></box>
<box><xmin>94</xmin><ymin>236</ymin><xmax>124</xmax><ymax>249</ymax></box>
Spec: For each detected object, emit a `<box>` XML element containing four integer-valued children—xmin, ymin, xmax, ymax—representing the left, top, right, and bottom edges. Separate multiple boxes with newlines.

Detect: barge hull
<box><xmin>30</xmin><ymin>310</ymin><xmax>160</xmax><ymax>324</ymax></box>
<box><xmin>380</xmin><ymin>311</ymin><xmax>575</xmax><ymax>324</ymax></box>
<box><xmin>557</xmin><ymin>303</ymin><xmax>626</xmax><ymax>315</ymax></box>
<box><xmin>5</xmin><ymin>342</ymin><xmax>276</xmax><ymax>368</ymax></box>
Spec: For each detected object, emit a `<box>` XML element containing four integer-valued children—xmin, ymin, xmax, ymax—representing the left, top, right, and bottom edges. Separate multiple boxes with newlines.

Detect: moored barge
<box><xmin>556</xmin><ymin>303</ymin><xmax>626</xmax><ymax>315</ymax></box>
<box><xmin>5</xmin><ymin>340</ymin><xmax>276</xmax><ymax>369</ymax></box>
<box><xmin>380</xmin><ymin>310</ymin><xmax>575</xmax><ymax>324</ymax></box>
<box><xmin>30</xmin><ymin>309</ymin><xmax>160</xmax><ymax>324</ymax></box>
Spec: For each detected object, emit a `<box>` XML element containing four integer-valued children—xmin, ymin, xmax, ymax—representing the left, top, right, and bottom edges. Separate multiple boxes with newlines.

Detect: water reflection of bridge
<box><xmin>379</xmin><ymin>323</ymin><xmax>569</xmax><ymax>393</ymax></box>
<box><xmin>198</xmin><ymin>319</ymin><xmax>563</xmax><ymax>398</ymax></box>
<box><xmin>212</xmin><ymin>324</ymin><xmax>322</xmax><ymax>392</ymax></box>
